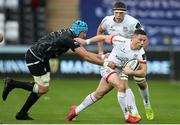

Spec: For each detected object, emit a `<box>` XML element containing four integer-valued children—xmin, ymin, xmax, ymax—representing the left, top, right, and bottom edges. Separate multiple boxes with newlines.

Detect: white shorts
<box><xmin>100</xmin><ymin>66</ymin><xmax>128</xmax><ymax>81</ymax></box>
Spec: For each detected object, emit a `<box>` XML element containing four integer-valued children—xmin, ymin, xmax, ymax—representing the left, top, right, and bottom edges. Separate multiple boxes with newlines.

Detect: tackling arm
<box><xmin>74</xmin><ymin>35</ymin><xmax>112</xmax><ymax>46</ymax></box>
<box><xmin>74</xmin><ymin>47</ymin><xmax>116</xmax><ymax>69</ymax></box>
<box><xmin>87</xmin><ymin>35</ymin><xmax>112</xmax><ymax>45</ymax></box>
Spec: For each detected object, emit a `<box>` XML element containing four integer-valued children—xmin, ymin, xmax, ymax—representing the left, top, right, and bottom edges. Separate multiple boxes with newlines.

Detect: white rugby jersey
<box><xmin>107</xmin><ymin>35</ymin><xmax>146</xmax><ymax>67</ymax></box>
<box><xmin>100</xmin><ymin>15</ymin><xmax>143</xmax><ymax>38</ymax></box>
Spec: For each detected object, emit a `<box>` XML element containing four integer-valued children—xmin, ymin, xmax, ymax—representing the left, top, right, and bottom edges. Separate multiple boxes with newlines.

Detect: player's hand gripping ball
<box><xmin>124</xmin><ymin>58</ymin><xmax>140</xmax><ymax>71</ymax></box>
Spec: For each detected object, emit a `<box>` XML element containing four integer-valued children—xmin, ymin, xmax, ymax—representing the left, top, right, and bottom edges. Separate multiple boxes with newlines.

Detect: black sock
<box><xmin>12</xmin><ymin>79</ymin><xmax>34</xmax><ymax>92</ymax></box>
<box><xmin>19</xmin><ymin>92</ymin><xmax>40</xmax><ymax>114</ymax></box>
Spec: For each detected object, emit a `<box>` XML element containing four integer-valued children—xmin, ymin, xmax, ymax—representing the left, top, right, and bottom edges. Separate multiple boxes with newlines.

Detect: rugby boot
<box><xmin>66</xmin><ymin>105</ymin><xmax>78</xmax><ymax>121</ymax></box>
<box><xmin>145</xmin><ymin>105</ymin><xmax>154</xmax><ymax>120</ymax></box>
<box><xmin>125</xmin><ymin>114</ymin><xmax>141</xmax><ymax>124</ymax></box>
<box><xmin>16</xmin><ymin>112</ymin><xmax>34</xmax><ymax>120</ymax></box>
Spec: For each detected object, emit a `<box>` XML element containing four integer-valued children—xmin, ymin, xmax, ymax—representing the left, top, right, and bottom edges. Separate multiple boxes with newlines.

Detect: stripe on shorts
<box><xmin>106</xmin><ymin>71</ymin><xmax>116</xmax><ymax>82</ymax></box>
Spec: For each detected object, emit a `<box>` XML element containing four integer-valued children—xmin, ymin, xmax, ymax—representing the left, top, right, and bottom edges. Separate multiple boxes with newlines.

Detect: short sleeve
<box><xmin>131</xmin><ymin>20</ymin><xmax>144</xmax><ymax>32</ymax></box>
<box><xmin>100</xmin><ymin>16</ymin><xmax>108</xmax><ymax>30</ymax></box>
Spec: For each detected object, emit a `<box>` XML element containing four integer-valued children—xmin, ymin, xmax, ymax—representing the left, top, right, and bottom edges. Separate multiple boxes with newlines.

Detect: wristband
<box><xmin>103</xmin><ymin>60</ymin><xmax>109</xmax><ymax>67</ymax></box>
<box><xmin>86</xmin><ymin>39</ymin><xmax>91</xmax><ymax>45</ymax></box>
<box><xmin>101</xmin><ymin>54</ymin><xmax>105</xmax><ymax>60</ymax></box>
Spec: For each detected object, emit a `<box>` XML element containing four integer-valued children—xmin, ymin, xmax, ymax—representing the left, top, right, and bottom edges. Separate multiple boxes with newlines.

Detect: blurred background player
<box><xmin>96</xmin><ymin>1</ymin><xmax>154</xmax><ymax>120</ymax></box>
<box><xmin>2</xmin><ymin>20</ymin><xmax>116</xmax><ymax>120</ymax></box>
<box><xmin>67</xmin><ymin>29</ymin><xmax>148</xmax><ymax>124</ymax></box>
<box><xmin>0</xmin><ymin>33</ymin><xmax>3</xmax><ymax>42</ymax></box>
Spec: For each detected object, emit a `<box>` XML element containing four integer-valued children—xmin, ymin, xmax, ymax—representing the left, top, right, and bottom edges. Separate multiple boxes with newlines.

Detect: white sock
<box><xmin>75</xmin><ymin>92</ymin><xmax>98</xmax><ymax>114</ymax></box>
<box><xmin>139</xmin><ymin>86</ymin><xmax>150</xmax><ymax>106</ymax></box>
<box><xmin>126</xmin><ymin>88</ymin><xmax>139</xmax><ymax>115</ymax></box>
<box><xmin>33</xmin><ymin>84</ymin><xmax>39</xmax><ymax>93</ymax></box>
<box><xmin>117</xmin><ymin>92</ymin><xmax>128</xmax><ymax>119</ymax></box>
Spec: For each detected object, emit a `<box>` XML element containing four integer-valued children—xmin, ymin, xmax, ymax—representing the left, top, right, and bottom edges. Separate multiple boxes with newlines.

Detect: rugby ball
<box><xmin>124</xmin><ymin>59</ymin><xmax>140</xmax><ymax>71</ymax></box>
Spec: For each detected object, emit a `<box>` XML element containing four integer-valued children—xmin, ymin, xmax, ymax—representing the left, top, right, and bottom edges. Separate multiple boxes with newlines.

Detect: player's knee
<box><xmin>38</xmin><ymin>77</ymin><xmax>50</xmax><ymax>94</ymax></box>
<box><xmin>94</xmin><ymin>92</ymin><xmax>104</xmax><ymax>99</ymax></box>
<box><xmin>115</xmin><ymin>86</ymin><xmax>124</xmax><ymax>93</ymax></box>
<box><xmin>38</xmin><ymin>85</ymin><xmax>49</xmax><ymax>94</ymax></box>
<box><xmin>133</xmin><ymin>76</ymin><xmax>146</xmax><ymax>84</ymax></box>
<box><xmin>113</xmin><ymin>81</ymin><xmax>126</xmax><ymax>92</ymax></box>
<box><xmin>33</xmin><ymin>83</ymin><xmax>49</xmax><ymax>94</ymax></box>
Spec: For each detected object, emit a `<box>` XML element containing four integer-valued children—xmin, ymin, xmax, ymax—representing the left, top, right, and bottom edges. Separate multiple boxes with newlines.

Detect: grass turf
<box><xmin>0</xmin><ymin>77</ymin><xmax>180</xmax><ymax>124</ymax></box>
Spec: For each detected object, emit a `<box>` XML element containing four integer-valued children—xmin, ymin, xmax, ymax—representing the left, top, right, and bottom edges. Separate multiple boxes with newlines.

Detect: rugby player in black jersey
<box><xmin>2</xmin><ymin>20</ymin><xmax>116</xmax><ymax>120</ymax></box>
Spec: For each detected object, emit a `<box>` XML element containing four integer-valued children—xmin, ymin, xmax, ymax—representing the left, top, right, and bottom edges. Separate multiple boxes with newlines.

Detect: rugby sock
<box><xmin>19</xmin><ymin>92</ymin><xmax>40</xmax><ymax>114</ymax></box>
<box><xmin>139</xmin><ymin>86</ymin><xmax>150</xmax><ymax>106</ymax></box>
<box><xmin>11</xmin><ymin>79</ymin><xmax>34</xmax><ymax>91</ymax></box>
<box><xmin>117</xmin><ymin>92</ymin><xmax>128</xmax><ymax>119</ymax></box>
<box><xmin>126</xmin><ymin>88</ymin><xmax>139</xmax><ymax>115</ymax></box>
<box><xmin>76</xmin><ymin>92</ymin><xmax>98</xmax><ymax>114</ymax></box>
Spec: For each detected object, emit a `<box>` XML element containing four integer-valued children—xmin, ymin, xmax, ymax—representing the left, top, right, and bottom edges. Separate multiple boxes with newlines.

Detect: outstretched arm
<box><xmin>74</xmin><ymin>47</ymin><xmax>116</xmax><ymax>69</ymax></box>
<box><xmin>74</xmin><ymin>35</ymin><xmax>112</xmax><ymax>46</ymax></box>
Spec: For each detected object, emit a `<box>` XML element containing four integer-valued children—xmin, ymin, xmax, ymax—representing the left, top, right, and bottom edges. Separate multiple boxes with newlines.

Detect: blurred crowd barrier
<box><xmin>0</xmin><ymin>0</ymin><xmax>179</xmax><ymax>49</ymax></box>
<box><xmin>0</xmin><ymin>52</ymin><xmax>180</xmax><ymax>80</ymax></box>
<box><xmin>0</xmin><ymin>0</ymin><xmax>46</xmax><ymax>45</ymax></box>
<box><xmin>80</xmin><ymin>0</ymin><xmax>180</xmax><ymax>49</ymax></box>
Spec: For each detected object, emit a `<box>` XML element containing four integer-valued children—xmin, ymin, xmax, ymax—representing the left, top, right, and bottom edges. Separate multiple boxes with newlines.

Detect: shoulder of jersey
<box><xmin>139</xmin><ymin>47</ymin><xmax>145</xmax><ymax>53</ymax></box>
<box><xmin>103</xmin><ymin>15</ymin><xmax>114</xmax><ymax>21</ymax></box>
<box><xmin>124</xmin><ymin>14</ymin><xmax>139</xmax><ymax>23</ymax></box>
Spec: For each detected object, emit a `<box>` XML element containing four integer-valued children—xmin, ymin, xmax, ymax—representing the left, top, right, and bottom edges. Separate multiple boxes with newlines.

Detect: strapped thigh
<box><xmin>33</xmin><ymin>72</ymin><xmax>50</xmax><ymax>87</ymax></box>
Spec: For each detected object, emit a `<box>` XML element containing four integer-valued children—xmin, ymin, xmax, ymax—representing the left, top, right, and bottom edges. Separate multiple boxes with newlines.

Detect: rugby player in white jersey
<box><xmin>97</xmin><ymin>1</ymin><xmax>153</xmax><ymax>120</ymax></box>
<box><xmin>67</xmin><ymin>29</ymin><xmax>147</xmax><ymax>124</ymax></box>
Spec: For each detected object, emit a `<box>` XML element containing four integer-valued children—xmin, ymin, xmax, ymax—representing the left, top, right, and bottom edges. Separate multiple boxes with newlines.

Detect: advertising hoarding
<box><xmin>0</xmin><ymin>52</ymin><xmax>178</xmax><ymax>80</ymax></box>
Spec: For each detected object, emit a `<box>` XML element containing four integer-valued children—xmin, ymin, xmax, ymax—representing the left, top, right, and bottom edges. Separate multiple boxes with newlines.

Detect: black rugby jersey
<box><xmin>30</xmin><ymin>29</ymin><xmax>80</xmax><ymax>60</ymax></box>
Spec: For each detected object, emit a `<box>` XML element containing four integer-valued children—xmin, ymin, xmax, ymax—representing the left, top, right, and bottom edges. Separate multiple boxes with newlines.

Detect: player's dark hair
<box><xmin>134</xmin><ymin>29</ymin><xmax>147</xmax><ymax>36</ymax></box>
<box><xmin>113</xmin><ymin>1</ymin><xmax>126</xmax><ymax>11</ymax></box>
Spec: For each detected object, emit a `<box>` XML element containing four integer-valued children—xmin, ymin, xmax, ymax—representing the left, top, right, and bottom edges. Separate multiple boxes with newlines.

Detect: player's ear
<box><xmin>78</xmin><ymin>32</ymin><xmax>86</xmax><ymax>38</ymax></box>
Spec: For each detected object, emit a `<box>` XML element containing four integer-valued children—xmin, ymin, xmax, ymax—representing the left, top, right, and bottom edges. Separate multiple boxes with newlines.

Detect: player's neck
<box><xmin>113</xmin><ymin>17</ymin><xmax>123</xmax><ymax>23</ymax></box>
<box><xmin>130</xmin><ymin>42</ymin><xmax>136</xmax><ymax>50</ymax></box>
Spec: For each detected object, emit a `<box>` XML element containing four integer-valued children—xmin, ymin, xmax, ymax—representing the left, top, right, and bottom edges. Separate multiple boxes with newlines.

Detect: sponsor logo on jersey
<box><xmin>123</xmin><ymin>26</ymin><xmax>128</xmax><ymax>32</ymax></box>
<box><xmin>115</xmin><ymin>55</ymin><xmax>128</xmax><ymax>65</ymax></box>
<box><xmin>120</xmin><ymin>48</ymin><xmax>126</xmax><ymax>53</ymax></box>
<box><xmin>109</xmin><ymin>26</ymin><xmax>116</xmax><ymax>32</ymax></box>
<box><xmin>113</xmin><ymin>39</ymin><xmax>126</xmax><ymax>43</ymax></box>
<box><xmin>133</xmin><ymin>54</ymin><xmax>138</xmax><ymax>58</ymax></box>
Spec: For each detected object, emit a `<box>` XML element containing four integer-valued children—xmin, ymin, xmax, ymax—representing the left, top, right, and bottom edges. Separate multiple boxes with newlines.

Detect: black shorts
<box><xmin>25</xmin><ymin>49</ymin><xmax>50</xmax><ymax>76</ymax></box>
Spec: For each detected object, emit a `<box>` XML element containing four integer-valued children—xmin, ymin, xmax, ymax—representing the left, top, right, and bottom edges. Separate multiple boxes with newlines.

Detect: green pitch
<box><xmin>0</xmin><ymin>77</ymin><xmax>180</xmax><ymax>124</ymax></box>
